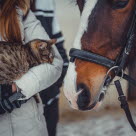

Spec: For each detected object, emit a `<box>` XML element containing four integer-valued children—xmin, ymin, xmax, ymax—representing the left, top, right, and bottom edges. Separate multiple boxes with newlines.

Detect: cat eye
<box><xmin>39</xmin><ymin>44</ymin><xmax>46</xmax><ymax>50</ymax></box>
<box><xmin>39</xmin><ymin>44</ymin><xmax>43</xmax><ymax>48</ymax></box>
<box><xmin>112</xmin><ymin>1</ymin><xmax>129</xmax><ymax>9</ymax></box>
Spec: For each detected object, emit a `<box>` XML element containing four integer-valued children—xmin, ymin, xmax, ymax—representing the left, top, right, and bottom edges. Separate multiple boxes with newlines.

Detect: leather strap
<box><xmin>0</xmin><ymin>87</ymin><xmax>27</xmax><ymax>114</ymax></box>
<box><xmin>116</xmin><ymin>72</ymin><xmax>136</xmax><ymax>86</ymax></box>
<box><xmin>70</xmin><ymin>48</ymin><xmax>115</xmax><ymax>68</ymax></box>
<box><xmin>116</xmin><ymin>8</ymin><xmax>136</xmax><ymax>72</ymax></box>
<box><xmin>114</xmin><ymin>80</ymin><xmax>136</xmax><ymax>132</ymax></box>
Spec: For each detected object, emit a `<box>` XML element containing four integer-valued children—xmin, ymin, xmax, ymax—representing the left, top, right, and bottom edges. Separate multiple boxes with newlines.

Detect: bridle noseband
<box><xmin>69</xmin><ymin>4</ymin><xmax>136</xmax><ymax>132</ymax></box>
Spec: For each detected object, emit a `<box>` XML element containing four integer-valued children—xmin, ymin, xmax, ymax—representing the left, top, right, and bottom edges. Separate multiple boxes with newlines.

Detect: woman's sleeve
<box><xmin>14</xmin><ymin>10</ymin><xmax>63</xmax><ymax>100</ymax></box>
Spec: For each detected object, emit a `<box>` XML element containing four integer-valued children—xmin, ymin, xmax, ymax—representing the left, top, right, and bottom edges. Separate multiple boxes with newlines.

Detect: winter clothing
<box><xmin>40</xmin><ymin>84</ymin><xmax>59</xmax><ymax>136</ymax></box>
<box><xmin>0</xmin><ymin>8</ymin><xmax>63</xmax><ymax>136</ymax></box>
<box><xmin>33</xmin><ymin>0</ymin><xmax>69</xmax><ymax>135</ymax></box>
<box><xmin>34</xmin><ymin>0</ymin><xmax>69</xmax><ymax>66</ymax></box>
<box><xmin>0</xmin><ymin>98</ymin><xmax>47</xmax><ymax>136</ymax></box>
<box><xmin>15</xmin><ymin>10</ymin><xmax>63</xmax><ymax>100</ymax></box>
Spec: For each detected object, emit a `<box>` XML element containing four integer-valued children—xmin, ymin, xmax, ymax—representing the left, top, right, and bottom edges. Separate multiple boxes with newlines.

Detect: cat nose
<box><xmin>42</xmin><ymin>50</ymin><xmax>48</xmax><ymax>55</ymax></box>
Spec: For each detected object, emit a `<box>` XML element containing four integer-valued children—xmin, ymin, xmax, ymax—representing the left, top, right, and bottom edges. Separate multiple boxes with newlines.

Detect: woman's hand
<box><xmin>12</xmin><ymin>83</ymin><xmax>17</xmax><ymax>93</ymax></box>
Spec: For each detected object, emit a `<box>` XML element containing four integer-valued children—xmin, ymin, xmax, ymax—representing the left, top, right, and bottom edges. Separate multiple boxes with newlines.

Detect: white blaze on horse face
<box><xmin>64</xmin><ymin>0</ymin><xmax>98</xmax><ymax>109</ymax></box>
<box><xmin>64</xmin><ymin>62</ymin><xmax>79</xmax><ymax>109</ymax></box>
<box><xmin>73</xmin><ymin>0</ymin><xmax>98</xmax><ymax>49</ymax></box>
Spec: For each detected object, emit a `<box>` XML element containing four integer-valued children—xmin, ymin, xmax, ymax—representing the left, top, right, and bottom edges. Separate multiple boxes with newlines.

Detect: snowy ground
<box><xmin>57</xmin><ymin>104</ymin><xmax>136</xmax><ymax>136</ymax></box>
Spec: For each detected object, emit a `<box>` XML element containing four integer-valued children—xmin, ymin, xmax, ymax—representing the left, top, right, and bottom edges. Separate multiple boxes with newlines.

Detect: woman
<box><xmin>0</xmin><ymin>0</ymin><xmax>63</xmax><ymax>136</ymax></box>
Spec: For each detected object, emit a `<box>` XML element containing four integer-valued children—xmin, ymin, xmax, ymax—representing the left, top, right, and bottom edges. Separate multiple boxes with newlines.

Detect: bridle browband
<box><xmin>69</xmin><ymin>4</ymin><xmax>136</xmax><ymax>132</ymax></box>
<box><xmin>70</xmin><ymin>48</ymin><xmax>115</xmax><ymax>68</ymax></box>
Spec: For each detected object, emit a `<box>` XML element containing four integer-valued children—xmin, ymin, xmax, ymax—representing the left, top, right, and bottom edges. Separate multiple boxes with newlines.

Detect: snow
<box><xmin>58</xmin><ymin>105</ymin><xmax>136</xmax><ymax>136</ymax></box>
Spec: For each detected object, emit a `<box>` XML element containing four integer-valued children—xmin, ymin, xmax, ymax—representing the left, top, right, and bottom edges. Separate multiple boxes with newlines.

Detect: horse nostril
<box><xmin>69</xmin><ymin>101</ymin><xmax>71</xmax><ymax>105</ymax></box>
<box><xmin>99</xmin><ymin>91</ymin><xmax>105</xmax><ymax>102</ymax></box>
<box><xmin>76</xmin><ymin>83</ymin><xmax>91</xmax><ymax>110</ymax></box>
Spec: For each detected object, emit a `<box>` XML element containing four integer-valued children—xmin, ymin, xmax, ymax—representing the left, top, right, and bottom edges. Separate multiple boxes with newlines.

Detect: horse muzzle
<box><xmin>76</xmin><ymin>75</ymin><xmax>112</xmax><ymax>111</ymax></box>
<box><xmin>76</xmin><ymin>83</ymin><xmax>91</xmax><ymax>110</ymax></box>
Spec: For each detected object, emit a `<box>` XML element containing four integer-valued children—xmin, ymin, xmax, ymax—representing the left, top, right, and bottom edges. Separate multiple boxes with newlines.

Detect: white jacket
<box><xmin>34</xmin><ymin>0</ymin><xmax>65</xmax><ymax>49</ymax></box>
<box><xmin>35</xmin><ymin>0</ymin><xmax>55</xmax><ymax>13</ymax></box>
<box><xmin>0</xmin><ymin>9</ymin><xmax>63</xmax><ymax>136</ymax></box>
<box><xmin>15</xmin><ymin>10</ymin><xmax>63</xmax><ymax>100</ymax></box>
<box><xmin>0</xmin><ymin>98</ymin><xmax>48</xmax><ymax>136</ymax></box>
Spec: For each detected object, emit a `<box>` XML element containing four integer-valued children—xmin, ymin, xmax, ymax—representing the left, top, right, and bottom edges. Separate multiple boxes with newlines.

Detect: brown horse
<box><xmin>64</xmin><ymin>0</ymin><xmax>136</xmax><ymax>110</ymax></box>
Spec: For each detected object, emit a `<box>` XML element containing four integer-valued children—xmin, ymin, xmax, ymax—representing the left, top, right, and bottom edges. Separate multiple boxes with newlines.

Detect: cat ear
<box><xmin>48</xmin><ymin>39</ymin><xmax>57</xmax><ymax>45</ymax></box>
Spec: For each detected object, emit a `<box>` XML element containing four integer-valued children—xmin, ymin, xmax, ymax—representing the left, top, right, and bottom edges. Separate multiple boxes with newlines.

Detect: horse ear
<box><xmin>128</xmin><ymin>55</ymin><xmax>136</xmax><ymax>100</ymax></box>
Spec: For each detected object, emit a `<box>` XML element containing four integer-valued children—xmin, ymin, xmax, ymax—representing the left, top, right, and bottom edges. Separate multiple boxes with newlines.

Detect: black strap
<box><xmin>117</xmin><ymin>73</ymin><xmax>136</xmax><ymax>86</ymax></box>
<box><xmin>69</xmin><ymin>48</ymin><xmax>115</xmax><ymax>68</ymax></box>
<box><xmin>114</xmin><ymin>80</ymin><xmax>136</xmax><ymax>132</ymax></box>
<box><xmin>115</xmin><ymin>4</ymin><xmax>136</xmax><ymax>72</ymax></box>
<box><xmin>122</xmin><ymin>74</ymin><xmax>136</xmax><ymax>86</ymax></box>
<box><xmin>0</xmin><ymin>85</ymin><xmax>27</xmax><ymax>114</ymax></box>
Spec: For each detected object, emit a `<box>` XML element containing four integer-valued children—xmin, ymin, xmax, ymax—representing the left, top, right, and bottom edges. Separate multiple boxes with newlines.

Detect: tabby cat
<box><xmin>0</xmin><ymin>39</ymin><xmax>55</xmax><ymax>84</ymax></box>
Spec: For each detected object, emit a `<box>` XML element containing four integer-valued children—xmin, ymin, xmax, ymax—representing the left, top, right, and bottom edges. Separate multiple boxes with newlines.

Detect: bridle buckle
<box><xmin>118</xmin><ymin>95</ymin><xmax>126</xmax><ymax>102</ymax></box>
<box><xmin>70</xmin><ymin>57</ymin><xmax>76</xmax><ymax>62</ymax></box>
<box><xmin>125</xmin><ymin>48</ymin><xmax>129</xmax><ymax>55</ymax></box>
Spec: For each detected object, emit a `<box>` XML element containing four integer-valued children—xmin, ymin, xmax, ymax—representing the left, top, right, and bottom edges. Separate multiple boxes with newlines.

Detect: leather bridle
<box><xmin>69</xmin><ymin>4</ymin><xmax>136</xmax><ymax>132</ymax></box>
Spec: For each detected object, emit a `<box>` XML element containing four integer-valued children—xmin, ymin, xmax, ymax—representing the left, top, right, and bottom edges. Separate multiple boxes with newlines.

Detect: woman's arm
<box><xmin>14</xmin><ymin>10</ymin><xmax>63</xmax><ymax>99</ymax></box>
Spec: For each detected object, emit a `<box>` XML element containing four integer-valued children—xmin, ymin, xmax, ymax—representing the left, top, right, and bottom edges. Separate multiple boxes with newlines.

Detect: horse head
<box><xmin>64</xmin><ymin>0</ymin><xmax>136</xmax><ymax>110</ymax></box>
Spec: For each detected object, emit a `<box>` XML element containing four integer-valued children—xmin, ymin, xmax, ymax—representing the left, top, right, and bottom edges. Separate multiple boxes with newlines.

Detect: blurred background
<box><xmin>55</xmin><ymin>0</ymin><xmax>136</xmax><ymax>135</ymax></box>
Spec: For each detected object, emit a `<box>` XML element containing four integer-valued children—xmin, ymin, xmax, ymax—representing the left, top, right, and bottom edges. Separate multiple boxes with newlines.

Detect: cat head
<box><xmin>28</xmin><ymin>39</ymin><xmax>56</xmax><ymax>64</ymax></box>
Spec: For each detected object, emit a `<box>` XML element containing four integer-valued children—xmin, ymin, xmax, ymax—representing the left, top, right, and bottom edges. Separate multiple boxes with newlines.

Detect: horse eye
<box><xmin>112</xmin><ymin>1</ymin><xmax>129</xmax><ymax>9</ymax></box>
